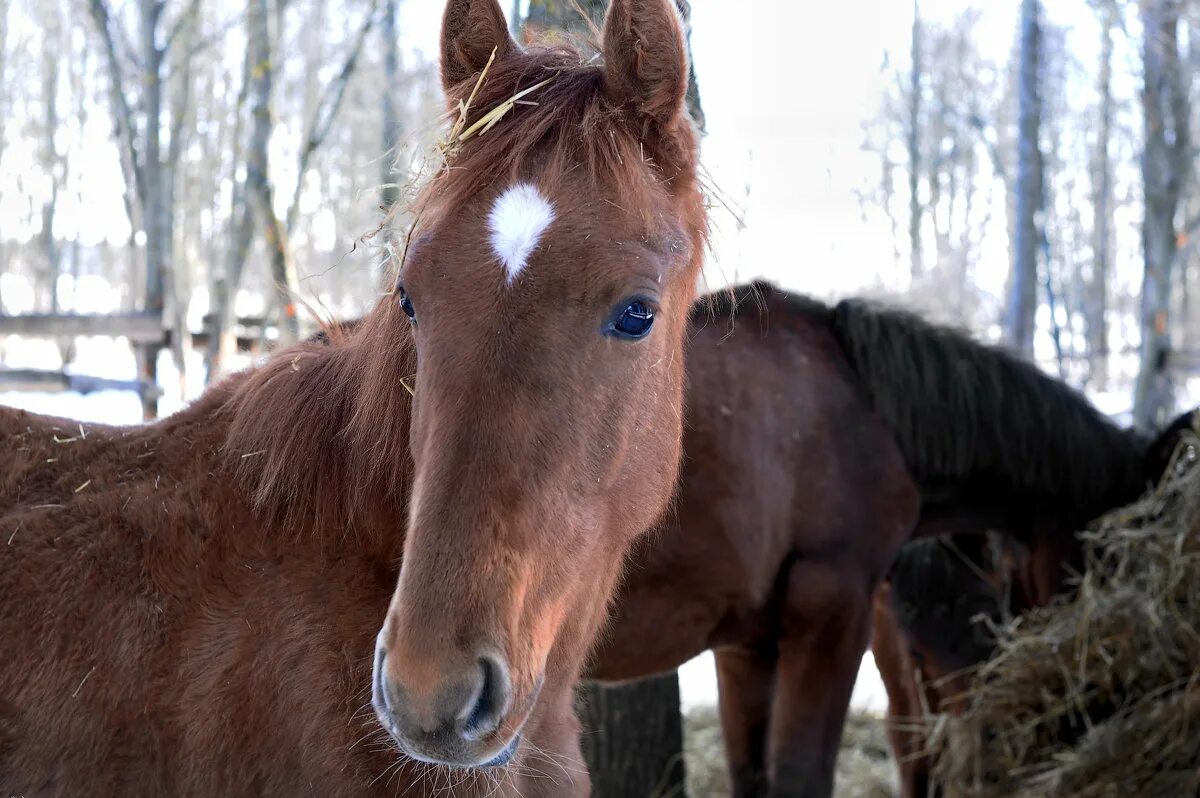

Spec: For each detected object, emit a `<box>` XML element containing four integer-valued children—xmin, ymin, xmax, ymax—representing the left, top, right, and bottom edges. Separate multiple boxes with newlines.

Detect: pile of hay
<box><xmin>683</xmin><ymin>706</ymin><xmax>896</xmax><ymax>798</ymax></box>
<box><xmin>933</xmin><ymin>423</ymin><xmax>1200</xmax><ymax>797</ymax></box>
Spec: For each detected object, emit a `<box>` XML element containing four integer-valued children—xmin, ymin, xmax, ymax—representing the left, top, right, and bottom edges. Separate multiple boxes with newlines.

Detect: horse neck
<box><xmin>223</xmin><ymin>309</ymin><xmax>415</xmax><ymax>544</ymax></box>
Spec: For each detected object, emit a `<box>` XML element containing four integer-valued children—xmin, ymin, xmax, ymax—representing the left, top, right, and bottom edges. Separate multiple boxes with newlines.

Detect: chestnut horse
<box><xmin>0</xmin><ymin>0</ymin><xmax>706</xmax><ymax>794</ymax></box>
<box><xmin>586</xmin><ymin>283</ymin><xmax>1161</xmax><ymax>797</ymax></box>
<box><xmin>873</xmin><ymin>407</ymin><xmax>1198</xmax><ymax>798</ymax></box>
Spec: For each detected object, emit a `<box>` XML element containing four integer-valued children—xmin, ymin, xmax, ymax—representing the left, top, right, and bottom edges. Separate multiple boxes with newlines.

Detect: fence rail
<box><xmin>0</xmin><ymin>311</ymin><xmax>275</xmax><ymax>413</ymax></box>
<box><xmin>0</xmin><ymin>368</ymin><xmax>161</xmax><ymax>397</ymax></box>
<box><xmin>0</xmin><ymin>312</ymin><xmax>164</xmax><ymax>342</ymax></box>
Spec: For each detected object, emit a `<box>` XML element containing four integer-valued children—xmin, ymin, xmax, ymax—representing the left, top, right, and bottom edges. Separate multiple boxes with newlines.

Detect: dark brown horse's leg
<box><xmin>715</xmin><ymin>644</ymin><xmax>777</xmax><ymax>797</ymax></box>
<box><xmin>870</xmin><ymin>583</ymin><xmax>932</xmax><ymax>798</ymax></box>
<box><xmin>766</xmin><ymin>559</ymin><xmax>872</xmax><ymax>798</ymax></box>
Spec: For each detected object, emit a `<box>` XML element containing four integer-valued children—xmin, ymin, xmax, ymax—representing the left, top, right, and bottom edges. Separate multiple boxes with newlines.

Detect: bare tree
<box><xmin>908</xmin><ymin>0</ymin><xmax>923</xmax><ymax>279</ymax></box>
<box><xmin>246</xmin><ymin>0</ymin><xmax>300</xmax><ymax>345</ymax></box>
<box><xmin>379</xmin><ymin>0</ymin><xmax>401</xmax><ymax>214</ymax></box>
<box><xmin>206</xmin><ymin>40</ymin><xmax>254</xmax><ymax>380</ymax></box>
<box><xmin>1004</xmin><ymin>0</ymin><xmax>1043</xmax><ymax>356</ymax></box>
<box><xmin>40</xmin><ymin>7</ymin><xmax>64</xmax><ymax>316</ymax></box>
<box><xmin>286</xmin><ymin>3</ymin><xmax>378</xmax><ymax>235</ymax></box>
<box><xmin>210</xmin><ymin>0</ymin><xmax>377</xmax><ymax>359</ymax></box>
<box><xmin>0</xmin><ymin>0</ymin><xmax>11</xmax><ymax>170</ymax></box>
<box><xmin>87</xmin><ymin>0</ymin><xmax>201</xmax><ymax>417</ymax></box>
<box><xmin>1133</xmin><ymin>0</ymin><xmax>1191</xmax><ymax>428</ymax></box>
<box><xmin>163</xmin><ymin>1</ymin><xmax>201</xmax><ymax>399</ymax></box>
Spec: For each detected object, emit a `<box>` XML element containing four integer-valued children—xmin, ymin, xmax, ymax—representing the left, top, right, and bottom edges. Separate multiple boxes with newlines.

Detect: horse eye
<box><xmin>398</xmin><ymin>287</ymin><xmax>416</xmax><ymax>323</ymax></box>
<box><xmin>606</xmin><ymin>299</ymin><xmax>655</xmax><ymax>340</ymax></box>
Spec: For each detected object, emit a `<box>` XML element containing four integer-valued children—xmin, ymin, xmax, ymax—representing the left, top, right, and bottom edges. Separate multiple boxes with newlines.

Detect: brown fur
<box><xmin>0</xmin><ymin>0</ymin><xmax>705</xmax><ymax>794</ymax></box>
<box><xmin>587</xmin><ymin>284</ymin><xmax>1174</xmax><ymax>798</ymax></box>
<box><xmin>588</xmin><ymin>286</ymin><xmax>921</xmax><ymax>797</ymax></box>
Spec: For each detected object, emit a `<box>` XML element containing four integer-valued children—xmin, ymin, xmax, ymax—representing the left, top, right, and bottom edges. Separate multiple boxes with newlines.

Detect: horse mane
<box><xmin>697</xmin><ymin>282</ymin><xmax>1152</xmax><ymax>527</ymax></box>
<box><xmin>688</xmin><ymin>280</ymin><xmax>831</xmax><ymax>332</ymax></box>
<box><xmin>887</xmin><ymin>536</ymin><xmax>1006</xmax><ymax>670</ymax></box>
<box><xmin>828</xmin><ymin>297</ymin><xmax>1150</xmax><ymax>527</ymax></box>
<box><xmin>222</xmin><ymin>308</ymin><xmax>415</xmax><ymax>535</ymax></box>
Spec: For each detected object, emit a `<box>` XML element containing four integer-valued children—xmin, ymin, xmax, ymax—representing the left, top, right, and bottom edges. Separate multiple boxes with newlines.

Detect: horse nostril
<box><xmin>460</xmin><ymin>653</ymin><xmax>510</xmax><ymax>740</ymax></box>
<box><xmin>372</xmin><ymin>643</ymin><xmax>398</xmax><ymax>728</ymax></box>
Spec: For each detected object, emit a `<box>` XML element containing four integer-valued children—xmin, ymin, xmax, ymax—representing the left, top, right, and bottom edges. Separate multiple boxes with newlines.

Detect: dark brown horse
<box><xmin>0</xmin><ymin>0</ymin><xmax>707</xmax><ymax>794</ymax></box>
<box><xmin>873</xmin><ymin>407</ymin><xmax>1198</xmax><ymax>798</ymax></box>
<box><xmin>586</xmin><ymin>283</ymin><xmax>1163</xmax><ymax>797</ymax></box>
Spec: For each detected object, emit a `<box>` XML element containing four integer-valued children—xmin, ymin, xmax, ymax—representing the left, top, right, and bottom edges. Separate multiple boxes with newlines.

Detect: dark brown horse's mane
<box><xmin>827</xmin><ymin>298</ymin><xmax>1151</xmax><ymax>527</ymax></box>
<box><xmin>700</xmin><ymin>282</ymin><xmax>1150</xmax><ymax>529</ymax></box>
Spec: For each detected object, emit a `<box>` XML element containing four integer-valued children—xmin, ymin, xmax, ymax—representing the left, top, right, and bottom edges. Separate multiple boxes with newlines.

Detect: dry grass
<box><xmin>683</xmin><ymin>706</ymin><xmax>897</xmax><ymax>798</ymax></box>
<box><xmin>932</xmin><ymin>421</ymin><xmax>1200</xmax><ymax>798</ymax></box>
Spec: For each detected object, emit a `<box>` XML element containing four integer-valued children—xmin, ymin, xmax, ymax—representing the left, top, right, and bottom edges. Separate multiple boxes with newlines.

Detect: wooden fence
<box><xmin>0</xmin><ymin>312</ymin><xmax>275</xmax><ymax>418</ymax></box>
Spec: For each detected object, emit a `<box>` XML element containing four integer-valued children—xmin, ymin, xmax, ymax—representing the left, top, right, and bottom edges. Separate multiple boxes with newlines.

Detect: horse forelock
<box><xmin>408</xmin><ymin>47</ymin><xmax>705</xmax><ymax>267</ymax></box>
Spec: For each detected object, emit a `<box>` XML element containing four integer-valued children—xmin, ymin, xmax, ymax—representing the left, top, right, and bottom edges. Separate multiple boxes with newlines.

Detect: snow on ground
<box><xmin>679</xmin><ymin>650</ymin><xmax>889</xmax><ymax>714</ymax></box>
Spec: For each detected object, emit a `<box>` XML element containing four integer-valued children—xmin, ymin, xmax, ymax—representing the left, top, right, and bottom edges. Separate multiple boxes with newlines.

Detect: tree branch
<box><xmin>285</xmin><ymin>2</ymin><xmax>379</xmax><ymax>233</ymax></box>
<box><xmin>186</xmin><ymin>14</ymin><xmax>243</xmax><ymax>58</ymax></box>
<box><xmin>87</xmin><ymin>0</ymin><xmax>145</xmax><ymax>201</ymax></box>
<box><xmin>165</xmin><ymin>3</ymin><xmax>200</xmax><ymax>173</ymax></box>
<box><xmin>163</xmin><ymin>0</ymin><xmax>203</xmax><ymax>54</ymax></box>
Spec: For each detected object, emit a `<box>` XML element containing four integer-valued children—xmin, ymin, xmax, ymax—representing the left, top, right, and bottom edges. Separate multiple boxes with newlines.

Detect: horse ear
<box><xmin>440</xmin><ymin>0</ymin><xmax>517</xmax><ymax>95</ymax></box>
<box><xmin>602</xmin><ymin>0</ymin><xmax>688</xmax><ymax>126</ymax></box>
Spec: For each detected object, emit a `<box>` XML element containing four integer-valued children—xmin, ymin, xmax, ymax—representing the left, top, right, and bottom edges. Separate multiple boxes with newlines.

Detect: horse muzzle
<box><xmin>371</xmin><ymin>634</ymin><xmax>525</xmax><ymax>768</ymax></box>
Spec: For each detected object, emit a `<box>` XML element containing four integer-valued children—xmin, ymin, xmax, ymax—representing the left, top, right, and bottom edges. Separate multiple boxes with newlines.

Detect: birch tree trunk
<box><xmin>380</xmin><ymin>0</ymin><xmax>401</xmax><ymax>215</ymax></box>
<box><xmin>1133</xmin><ymin>0</ymin><xmax>1191</xmax><ymax>429</ymax></box>
<box><xmin>1086</xmin><ymin>0</ymin><xmax>1116</xmax><ymax>389</ymax></box>
<box><xmin>908</xmin><ymin>0</ymin><xmax>923</xmax><ymax>280</ymax></box>
<box><xmin>247</xmin><ymin>0</ymin><xmax>300</xmax><ymax>345</ymax></box>
<box><xmin>1004</xmin><ymin>0</ymin><xmax>1042</xmax><ymax>357</ymax></box>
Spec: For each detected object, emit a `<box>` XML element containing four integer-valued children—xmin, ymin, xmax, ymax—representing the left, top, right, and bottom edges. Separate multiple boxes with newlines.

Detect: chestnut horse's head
<box><xmin>371</xmin><ymin>0</ymin><xmax>704</xmax><ymax>770</ymax></box>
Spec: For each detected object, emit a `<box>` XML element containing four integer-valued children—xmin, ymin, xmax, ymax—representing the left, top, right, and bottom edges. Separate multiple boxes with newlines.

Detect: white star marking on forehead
<box><xmin>487</xmin><ymin>183</ymin><xmax>556</xmax><ymax>283</ymax></box>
